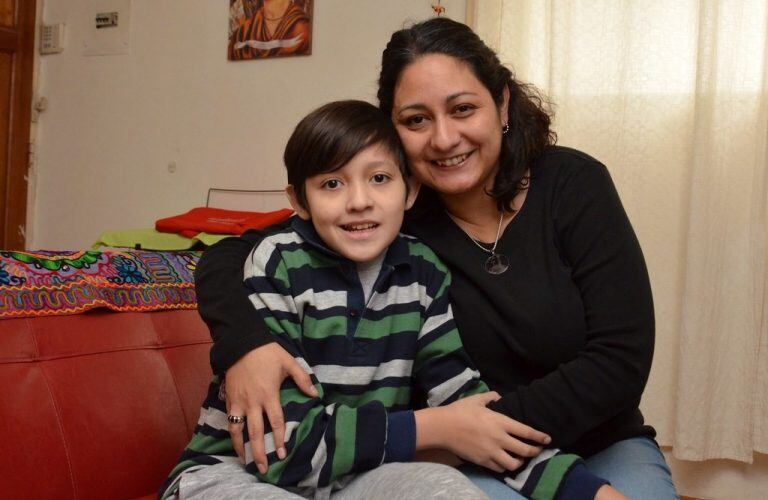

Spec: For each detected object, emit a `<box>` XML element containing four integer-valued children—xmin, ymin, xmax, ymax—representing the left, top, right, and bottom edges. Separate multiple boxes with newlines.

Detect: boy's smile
<box><xmin>287</xmin><ymin>143</ymin><xmax>418</xmax><ymax>264</ymax></box>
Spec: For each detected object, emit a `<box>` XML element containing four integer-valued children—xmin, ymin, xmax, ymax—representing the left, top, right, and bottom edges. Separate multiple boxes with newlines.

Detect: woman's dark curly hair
<box><xmin>377</xmin><ymin>17</ymin><xmax>556</xmax><ymax>212</ymax></box>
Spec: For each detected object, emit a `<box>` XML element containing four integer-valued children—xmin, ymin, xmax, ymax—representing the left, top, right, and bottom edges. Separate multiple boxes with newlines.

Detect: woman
<box><xmin>198</xmin><ymin>17</ymin><xmax>676</xmax><ymax>499</ymax></box>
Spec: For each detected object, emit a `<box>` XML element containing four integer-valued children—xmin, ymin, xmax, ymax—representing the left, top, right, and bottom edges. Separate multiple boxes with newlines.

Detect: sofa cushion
<box><xmin>0</xmin><ymin>309</ymin><xmax>212</xmax><ymax>499</ymax></box>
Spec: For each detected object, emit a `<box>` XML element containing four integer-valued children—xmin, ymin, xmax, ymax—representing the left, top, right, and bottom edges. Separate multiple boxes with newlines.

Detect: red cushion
<box><xmin>155</xmin><ymin>207</ymin><xmax>293</xmax><ymax>238</ymax></box>
<box><xmin>0</xmin><ymin>309</ymin><xmax>212</xmax><ymax>498</ymax></box>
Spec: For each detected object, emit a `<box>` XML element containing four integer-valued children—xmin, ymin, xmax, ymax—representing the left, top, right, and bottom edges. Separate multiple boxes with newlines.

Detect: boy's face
<box><xmin>287</xmin><ymin>143</ymin><xmax>418</xmax><ymax>264</ymax></box>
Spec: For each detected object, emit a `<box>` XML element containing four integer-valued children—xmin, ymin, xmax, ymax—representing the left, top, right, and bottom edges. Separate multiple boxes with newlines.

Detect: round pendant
<box><xmin>484</xmin><ymin>253</ymin><xmax>509</xmax><ymax>275</ymax></box>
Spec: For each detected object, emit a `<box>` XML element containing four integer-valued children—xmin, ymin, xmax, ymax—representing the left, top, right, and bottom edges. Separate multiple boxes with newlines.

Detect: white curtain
<box><xmin>470</xmin><ymin>0</ymin><xmax>768</xmax><ymax>463</ymax></box>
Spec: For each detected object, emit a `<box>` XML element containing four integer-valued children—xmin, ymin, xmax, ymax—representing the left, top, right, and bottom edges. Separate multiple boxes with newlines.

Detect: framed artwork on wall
<box><xmin>228</xmin><ymin>0</ymin><xmax>313</xmax><ymax>60</ymax></box>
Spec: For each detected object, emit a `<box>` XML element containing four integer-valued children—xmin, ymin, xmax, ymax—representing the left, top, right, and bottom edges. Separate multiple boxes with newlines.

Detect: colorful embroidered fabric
<box><xmin>0</xmin><ymin>249</ymin><xmax>200</xmax><ymax>319</ymax></box>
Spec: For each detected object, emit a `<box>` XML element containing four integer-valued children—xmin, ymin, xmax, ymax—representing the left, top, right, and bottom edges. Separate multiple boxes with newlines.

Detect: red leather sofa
<box><xmin>0</xmin><ymin>309</ymin><xmax>213</xmax><ymax>499</ymax></box>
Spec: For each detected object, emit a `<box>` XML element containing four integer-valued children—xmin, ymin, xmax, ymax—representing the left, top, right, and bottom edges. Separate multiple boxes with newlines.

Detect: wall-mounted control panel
<box><xmin>83</xmin><ymin>0</ymin><xmax>132</xmax><ymax>56</ymax></box>
<box><xmin>95</xmin><ymin>12</ymin><xmax>119</xmax><ymax>29</ymax></box>
<box><xmin>40</xmin><ymin>23</ymin><xmax>65</xmax><ymax>54</ymax></box>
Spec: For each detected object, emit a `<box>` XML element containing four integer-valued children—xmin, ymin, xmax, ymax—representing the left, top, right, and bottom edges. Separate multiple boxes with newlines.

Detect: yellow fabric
<box><xmin>93</xmin><ymin>228</ymin><xmax>230</xmax><ymax>251</ymax></box>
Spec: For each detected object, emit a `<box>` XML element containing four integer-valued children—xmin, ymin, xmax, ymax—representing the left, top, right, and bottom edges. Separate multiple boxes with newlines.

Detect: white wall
<box><xmin>30</xmin><ymin>0</ymin><xmax>466</xmax><ymax>249</ymax></box>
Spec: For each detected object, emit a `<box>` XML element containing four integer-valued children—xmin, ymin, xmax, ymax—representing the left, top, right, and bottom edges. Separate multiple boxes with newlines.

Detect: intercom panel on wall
<box><xmin>40</xmin><ymin>23</ymin><xmax>66</xmax><ymax>54</ymax></box>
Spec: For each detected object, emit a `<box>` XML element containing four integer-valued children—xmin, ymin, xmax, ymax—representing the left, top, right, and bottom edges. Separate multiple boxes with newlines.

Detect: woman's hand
<box><xmin>595</xmin><ymin>485</ymin><xmax>627</xmax><ymax>500</ymax></box>
<box><xmin>224</xmin><ymin>342</ymin><xmax>317</xmax><ymax>473</ymax></box>
<box><xmin>415</xmin><ymin>392</ymin><xmax>551</xmax><ymax>473</ymax></box>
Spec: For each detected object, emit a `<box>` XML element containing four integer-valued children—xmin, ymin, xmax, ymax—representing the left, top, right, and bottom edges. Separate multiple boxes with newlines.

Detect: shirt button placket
<box><xmin>346</xmin><ymin>309</ymin><xmax>360</xmax><ymax>340</ymax></box>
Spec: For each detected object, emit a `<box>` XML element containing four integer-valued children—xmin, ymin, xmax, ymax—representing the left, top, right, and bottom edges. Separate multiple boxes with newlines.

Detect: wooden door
<box><xmin>0</xmin><ymin>0</ymin><xmax>35</xmax><ymax>249</ymax></box>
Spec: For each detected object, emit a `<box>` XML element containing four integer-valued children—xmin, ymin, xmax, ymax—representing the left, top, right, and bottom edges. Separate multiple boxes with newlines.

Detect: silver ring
<box><xmin>227</xmin><ymin>414</ymin><xmax>246</xmax><ymax>424</ymax></box>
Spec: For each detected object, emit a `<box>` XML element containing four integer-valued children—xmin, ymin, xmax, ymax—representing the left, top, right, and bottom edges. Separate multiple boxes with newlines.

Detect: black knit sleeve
<box><xmin>195</xmin><ymin>221</ymin><xmax>292</xmax><ymax>374</ymax></box>
<box><xmin>490</xmin><ymin>157</ymin><xmax>655</xmax><ymax>451</ymax></box>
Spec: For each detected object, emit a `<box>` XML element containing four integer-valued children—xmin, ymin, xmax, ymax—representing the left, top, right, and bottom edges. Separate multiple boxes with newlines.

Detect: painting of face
<box><xmin>228</xmin><ymin>0</ymin><xmax>313</xmax><ymax>60</ymax></box>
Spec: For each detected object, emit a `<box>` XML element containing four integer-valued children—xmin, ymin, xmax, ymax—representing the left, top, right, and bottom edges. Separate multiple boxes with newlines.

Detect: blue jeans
<box><xmin>458</xmin><ymin>437</ymin><xmax>678</xmax><ymax>499</ymax></box>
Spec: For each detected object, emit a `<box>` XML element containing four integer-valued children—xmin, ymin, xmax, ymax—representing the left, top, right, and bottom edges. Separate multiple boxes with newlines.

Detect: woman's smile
<box><xmin>433</xmin><ymin>151</ymin><xmax>473</xmax><ymax>167</ymax></box>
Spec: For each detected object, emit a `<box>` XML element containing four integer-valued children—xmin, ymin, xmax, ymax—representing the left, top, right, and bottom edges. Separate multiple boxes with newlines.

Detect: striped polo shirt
<box><xmin>160</xmin><ymin>217</ymin><xmax>593</xmax><ymax>499</ymax></box>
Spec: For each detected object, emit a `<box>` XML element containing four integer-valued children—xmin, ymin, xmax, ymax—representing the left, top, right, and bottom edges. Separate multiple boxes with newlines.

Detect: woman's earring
<box><xmin>502</xmin><ymin>123</ymin><xmax>510</xmax><ymax>135</ymax></box>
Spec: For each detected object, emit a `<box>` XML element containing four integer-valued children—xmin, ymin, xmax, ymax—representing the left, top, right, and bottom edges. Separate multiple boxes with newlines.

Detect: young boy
<box><xmin>160</xmin><ymin>101</ymin><xmax>618</xmax><ymax>499</ymax></box>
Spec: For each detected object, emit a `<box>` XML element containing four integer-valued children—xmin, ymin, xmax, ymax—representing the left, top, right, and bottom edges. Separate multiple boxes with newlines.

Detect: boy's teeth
<box><xmin>436</xmin><ymin>153</ymin><xmax>469</xmax><ymax>166</ymax></box>
<box><xmin>344</xmin><ymin>223</ymin><xmax>377</xmax><ymax>231</ymax></box>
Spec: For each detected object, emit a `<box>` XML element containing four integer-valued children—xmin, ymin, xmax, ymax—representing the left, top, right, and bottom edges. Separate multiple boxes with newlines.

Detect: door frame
<box><xmin>0</xmin><ymin>0</ymin><xmax>36</xmax><ymax>249</ymax></box>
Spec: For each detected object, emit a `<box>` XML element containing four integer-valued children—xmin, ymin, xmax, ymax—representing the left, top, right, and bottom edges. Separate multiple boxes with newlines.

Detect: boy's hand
<box><xmin>225</xmin><ymin>343</ymin><xmax>317</xmax><ymax>473</ymax></box>
<box><xmin>415</xmin><ymin>392</ymin><xmax>551</xmax><ymax>473</ymax></box>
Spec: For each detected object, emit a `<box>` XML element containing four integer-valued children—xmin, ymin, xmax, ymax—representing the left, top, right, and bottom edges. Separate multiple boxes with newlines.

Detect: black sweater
<box><xmin>195</xmin><ymin>146</ymin><xmax>656</xmax><ymax>457</ymax></box>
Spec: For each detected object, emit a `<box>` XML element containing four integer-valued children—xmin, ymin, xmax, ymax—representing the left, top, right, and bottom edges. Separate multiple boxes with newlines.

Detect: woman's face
<box><xmin>391</xmin><ymin>54</ymin><xmax>509</xmax><ymax>199</ymax></box>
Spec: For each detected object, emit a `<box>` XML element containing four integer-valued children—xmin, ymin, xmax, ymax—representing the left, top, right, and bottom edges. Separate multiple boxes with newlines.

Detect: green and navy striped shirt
<box><xmin>161</xmin><ymin>217</ymin><xmax>601</xmax><ymax>499</ymax></box>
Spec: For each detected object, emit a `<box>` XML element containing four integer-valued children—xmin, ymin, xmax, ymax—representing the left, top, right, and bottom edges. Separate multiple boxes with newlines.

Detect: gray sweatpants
<box><xmin>177</xmin><ymin>461</ymin><xmax>488</xmax><ymax>500</ymax></box>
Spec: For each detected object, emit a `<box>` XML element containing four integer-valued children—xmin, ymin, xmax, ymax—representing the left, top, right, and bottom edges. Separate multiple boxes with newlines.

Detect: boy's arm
<box><xmin>410</xmin><ymin>261</ymin><xmax>543</xmax><ymax>471</ymax></box>
<box><xmin>505</xmin><ymin>451</ymin><xmax>610</xmax><ymax>500</ymax></box>
<box><xmin>410</xmin><ymin>252</ymin><xmax>487</xmax><ymax>407</ymax></box>
<box><xmin>412</xmin><ymin>258</ymin><xmax>611</xmax><ymax>500</ymax></box>
<box><xmin>240</xmin><ymin>240</ymin><xmax>414</xmax><ymax>489</ymax></box>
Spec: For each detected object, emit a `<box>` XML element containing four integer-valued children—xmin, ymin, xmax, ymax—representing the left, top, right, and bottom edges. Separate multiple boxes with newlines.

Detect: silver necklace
<box><xmin>452</xmin><ymin>210</ymin><xmax>510</xmax><ymax>275</ymax></box>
